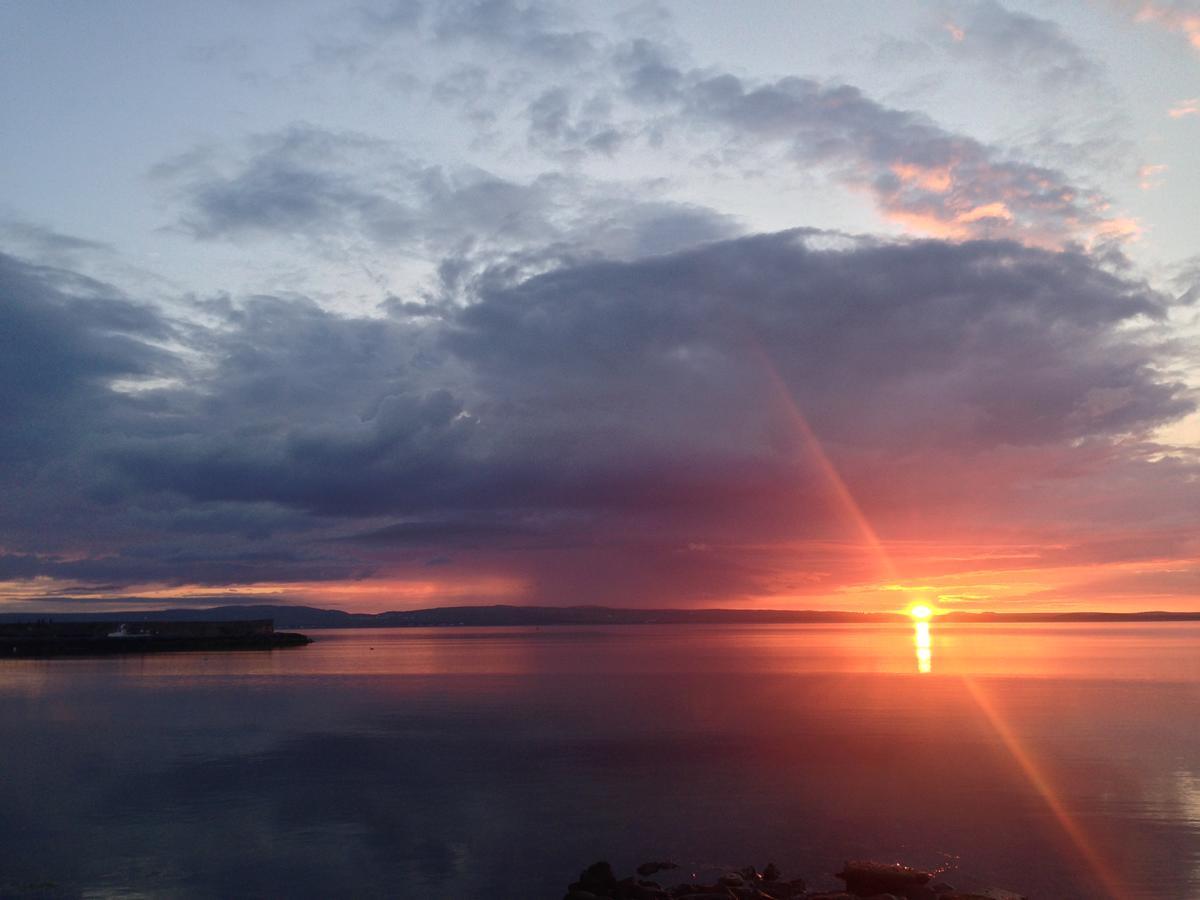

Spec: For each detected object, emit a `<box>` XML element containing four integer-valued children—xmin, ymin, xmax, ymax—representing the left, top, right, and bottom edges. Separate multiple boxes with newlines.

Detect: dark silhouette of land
<box><xmin>2</xmin><ymin>604</ymin><xmax>1198</xmax><ymax>629</ymax></box>
<box><xmin>0</xmin><ymin>618</ymin><xmax>311</xmax><ymax>656</ymax></box>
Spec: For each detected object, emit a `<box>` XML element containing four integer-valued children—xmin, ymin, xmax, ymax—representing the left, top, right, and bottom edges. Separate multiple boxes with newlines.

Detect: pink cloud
<box><xmin>956</xmin><ymin>201</ymin><xmax>1014</xmax><ymax>224</ymax></box>
<box><xmin>1168</xmin><ymin>97</ymin><xmax>1200</xmax><ymax>117</ymax></box>
<box><xmin>890</xmin><ymin>162</ymin><xmax>954</xmax><ymax>193</ymax></box>
<box><xmin>1132</xmin><ymin>1</ymin><xmax>1200</xmax><ymax>50</ymax></box>
<box><xmin>1138</xmin><ymin>163</ymin><xmax>1168</xmax><ymax>189</ymax></box>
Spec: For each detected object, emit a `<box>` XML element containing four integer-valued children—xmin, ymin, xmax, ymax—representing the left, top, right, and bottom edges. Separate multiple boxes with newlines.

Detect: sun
<box><xmin>908</xmin><ymin>603</ymin><xmax>933</xmax><ymax>620</ymax></box>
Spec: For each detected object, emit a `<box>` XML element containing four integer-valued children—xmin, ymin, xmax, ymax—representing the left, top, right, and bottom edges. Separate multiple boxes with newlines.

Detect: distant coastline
<box><xmin>3</xmin><ymin>603</ymin><xmax>1199</xmax><ymax>629</ymax></box>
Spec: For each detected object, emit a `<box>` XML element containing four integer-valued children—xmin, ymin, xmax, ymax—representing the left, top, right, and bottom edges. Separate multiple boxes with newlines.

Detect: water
<box><xmin>1</xmin><ymin>623</ymin><xmax>1198</xmax><ymax>898</ymax></box>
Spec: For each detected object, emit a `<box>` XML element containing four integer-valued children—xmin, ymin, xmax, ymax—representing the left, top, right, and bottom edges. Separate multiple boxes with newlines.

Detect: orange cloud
<box><xmin>882</xmin><ymin>211</ymin><xmax>966</xmax><ymax>239</ymax></box>
<box><xmin>865</xmin><ymin>139</ymin><xmax>1136</xmax><ymax>249</ymax></box>
<box><xmin>890</xmin><ymin>162</ymin><xmax>954</xmax><ymax>193</ymax></box>
<box><xmin>956</xmin><ymin>201</ymin><xmax>1014</xmax><ymax>224</ymax></box>
<box><xmin>943</xmin><ymin>20</ymin><xmax>966</xmax><ymax>42</ymax></box>
<box><xmin>1138</xmin><ymin>163</ymin><xmax>1168</xmax><ymax>189</ymax></box>
<box><xmin>1133</xmin><ymin>1</ymin><xmax>1200</xmax><ymax>50</ymax></box>
<box><xmin>1168</xmin><ymin>97</ymin><xmax>1199</xmax><ymax>117</ymax></box>
<box><xmin>1092</xmin><ymin>216</ymin><xmax>1143</xmax><ymax>242</ymax></box>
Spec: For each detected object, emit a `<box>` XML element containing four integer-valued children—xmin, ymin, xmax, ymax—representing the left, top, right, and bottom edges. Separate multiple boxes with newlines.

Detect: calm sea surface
<box><xmin>1</xmin><ymin>623</ymin><xmax>1198</xmax><ymax>899</ymax></box>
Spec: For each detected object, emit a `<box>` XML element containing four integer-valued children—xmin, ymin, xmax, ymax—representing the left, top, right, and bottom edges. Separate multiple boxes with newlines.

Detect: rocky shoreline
<box><xmin>564</xmin><ymin>859</ymin><xmax>1026</xmax><ymax>900</ymax></box>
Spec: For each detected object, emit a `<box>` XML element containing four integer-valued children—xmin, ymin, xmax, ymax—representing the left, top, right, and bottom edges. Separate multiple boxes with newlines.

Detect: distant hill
<box><xmin>2</xmin><ymin>604</ymin><xmax>1199</xmax><ymax>628</ymax></box>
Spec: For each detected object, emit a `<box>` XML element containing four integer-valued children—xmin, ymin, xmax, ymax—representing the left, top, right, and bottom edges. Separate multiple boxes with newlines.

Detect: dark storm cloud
<box><xmin>100</xmin><ymin>291</ymin><xmax>483</xmax><ymax>519</ymax></box>
<box><xmin>450</xmin><ymin>232</ymin><xmax>1185</xmax><ymax>451</ymax></box>
<box><xmin>2</xmin><ymin>230</ymin><xmax>1194</xmax><ymax>601</ymax></box>
<box><xmin>340</xmin><ymin>518</ymin><xmax>542</xmax><ymax>546</ymax></box>
<box><xmin>0</xmin><ymin>252</ymin><xmax>177</xmax><ymax>462</ymax></box>
<box><xmin>0</xmin><ymin>547</ymin><xmax>370</xmax><ymax>589</ymax></box>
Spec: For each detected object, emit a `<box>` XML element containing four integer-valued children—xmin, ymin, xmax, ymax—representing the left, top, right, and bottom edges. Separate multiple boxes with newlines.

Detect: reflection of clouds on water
<box><xmin>1172</xmin><ymin>771</ymin><xmax>1200</xmax><ymax>892</ymax></box>
<box><xmin>1174</xmin><ymin>771</ymin><xmax>1200</xmax><ymax>826</ymax></box>
<box><xmin>914</xmin><ymin>620</ymin><xmax>932</xmax><ymax>674</ymax></box>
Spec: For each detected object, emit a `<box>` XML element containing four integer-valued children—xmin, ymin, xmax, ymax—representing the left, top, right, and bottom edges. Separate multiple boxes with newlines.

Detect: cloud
<box><xmin>360</xmin><ymin>0</ymin><xmax>423</xmax><ymax>33</ymax></box>
<box><xmin>158</xmin><ymin>126</ymin><xmax>412</xmax><ymax>242</ymax></box>
<box><xmin>1124</xmin><ymin>0</ymin><xmax>1200</xmax><ymax>51</ymax></box>
<box><xmin>1168</xmin><ymin>97</ymin><xmax>1199</xmax><ymax>117</ymax></box>
<box><xmin>0</xmin><ymin>252</ymin><xmax>178</xmax><ymax>462</ymax></box>
<box><xmin>871</xmin><ymin>5</ymin><xmax>1129</xmax><ymax>186</ymax></box>
<box><xmin>1</xmin><ymin>231</ymin><xmax>1194</xmax><ymax>605</ymax></box>
<box><xmin>307</xmin><ymin>4</ymin><xmax>1130</xmax><ymax>250</ymax></box>
<box><xmin>1139</xmin><ymin>163</ymin><xmax>1168</xmax><ymax>189</ymax></box>
<box><xmin>156</xmin><ymin>124</ymin><xmax>549</xmax><ymax>253</ymax></box>
<box><xmin>430</xmin><ymin>0</ymin><xmax>597</xmax><ymax>64</ymax></box>
<box><xmin>526</xmin><ymin>87</ymin><xmax>624</xmax><ymax>156</ymax></box>
<box><xmin>339</xmin><ymin>517</ymin><xmax>543</xmax><ymax>546</ymax></box>
<box><xmin>938</xmin><ymin>1</ymin><xmax>1102</xmax><ymax>87</ymax></box>
<box><xmin>0</xmin><ymin>221</ymin><xmax>113</xmax><ymax>265</ymax></box>
<box><xmin>616</xmin><ymin>58</ymin><xmax>1128</xmax><ymax>246</ymax></box>
<box><xmin>156</xmin><ymin>123</ymin><xmax>740</xmax><ymax>292</ymax></box>
<box><xmin>0</xmin><ymin>547</ymin><xmax>371</xmax><ymax>591</ymax></box>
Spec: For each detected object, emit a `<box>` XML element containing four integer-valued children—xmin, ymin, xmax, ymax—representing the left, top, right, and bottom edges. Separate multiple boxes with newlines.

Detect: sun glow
<box><xmin>908</xmin><ymin>603</ymin><xmax>933</xmax><ymax>620</ymax></box>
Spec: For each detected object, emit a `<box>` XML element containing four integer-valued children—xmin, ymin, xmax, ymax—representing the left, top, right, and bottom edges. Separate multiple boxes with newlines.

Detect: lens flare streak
<box><xmin>754</xmin><ymin>345</ymin><xmax>897</xmax><ymax>580</ymax></box>
<box><xmin>756</xmin><ymin>343</ymin><xmax>1123</xmax><ymax>894</ymax></box>
<box><xmin>962</xmin><ymin>677</ymin><xmax>1126</xmax><ymax>899</ymax></box>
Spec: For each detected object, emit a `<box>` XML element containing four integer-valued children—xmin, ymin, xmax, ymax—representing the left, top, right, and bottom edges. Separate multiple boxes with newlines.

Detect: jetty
<box><xmin>1</xmin><ymin>619</ymin><xmax>311</xmax><ymax>657</ymax></box>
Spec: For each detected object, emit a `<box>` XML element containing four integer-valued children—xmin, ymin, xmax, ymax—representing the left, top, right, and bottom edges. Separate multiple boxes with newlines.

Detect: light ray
<box><xmin>962</xmin><ymin>677</ymin><xmax>1127</xmax><ymax>899</ymax></box>
<box><xmin>752</xmin><ymin>344</ymin><xmax>898</xmax><ymax>581</ymax></box>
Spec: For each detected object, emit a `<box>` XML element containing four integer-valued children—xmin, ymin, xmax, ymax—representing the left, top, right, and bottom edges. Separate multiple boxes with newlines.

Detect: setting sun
<box><xmin>909</xmin><ymin>604</ymin><xmax>934</xmax><ymax>620</ymax></box>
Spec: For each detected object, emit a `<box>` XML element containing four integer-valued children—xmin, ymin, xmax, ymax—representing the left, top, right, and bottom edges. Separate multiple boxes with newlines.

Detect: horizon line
<box><xmin>3</xmin><ymin>602</ymin><xmax>1200</xmax><ymax>621</ymax></box>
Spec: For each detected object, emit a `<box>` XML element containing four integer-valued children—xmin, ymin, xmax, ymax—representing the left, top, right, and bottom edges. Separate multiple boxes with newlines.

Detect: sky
<box><xmin>1</xmin><ymin>0</ymin><xmax>1198</xmax><ymax>614</ymax></box>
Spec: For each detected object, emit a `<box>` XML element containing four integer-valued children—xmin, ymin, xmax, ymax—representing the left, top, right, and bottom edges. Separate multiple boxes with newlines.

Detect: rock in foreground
<box><xmin>563</xmin><ymin>859</ymin><xmax>1027</xmax><ymax>900</ymax></box>
<box><xmin>836</xmin><ymin>860</ymin><xmax>931</xmax><ymax>895</ymax></box>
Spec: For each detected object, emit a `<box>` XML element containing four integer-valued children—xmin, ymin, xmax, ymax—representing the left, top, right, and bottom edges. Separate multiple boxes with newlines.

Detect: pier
<box><xmin>1</xmin><ymin>619</ymin><xmax>311</xmax><ymax>657</ymax></box>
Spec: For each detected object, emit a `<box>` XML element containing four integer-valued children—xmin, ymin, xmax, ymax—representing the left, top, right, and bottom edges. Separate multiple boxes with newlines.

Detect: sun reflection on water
<box><xmin>914</xmin><ymin>620</ymin><xmax>932</xmax><ymax>673</ymax></box>
<box><xmin>907</xmin><ymin>604</ymin><xmax>934</xmax><ymax>674</ymax></box>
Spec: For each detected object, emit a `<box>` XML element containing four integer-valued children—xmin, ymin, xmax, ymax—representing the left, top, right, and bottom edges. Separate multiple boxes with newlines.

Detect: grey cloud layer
<box><xmin>938</xmin><ymin>0</ymin><xmax>1102</xmax><ymax>86</ymax></box>
<box><xmin>160</xmin><ymin>124</ymin><xmax>739</xmax><ymax>289</ymax></box>
<box><xmin>612</xmin><ymin>45</ymin><xmax>1121</xmax><ymax>244</ymax></box>
<box><xmin>153</xmin><ymin>0</ymin><xmax>1117</xmax><ymax>271</ymax></box>
<box><xmin>1</xmin><ymin>231</ymin><xmax>1194</xmax><ymax>601</ymax></box>
<box><xmin>320</xmin><ymin>3</ymin><xmax>1128</xmax><ymax>247</ymax></box>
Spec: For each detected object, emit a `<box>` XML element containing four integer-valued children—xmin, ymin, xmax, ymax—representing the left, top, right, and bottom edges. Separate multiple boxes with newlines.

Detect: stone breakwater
<box><xmin>0</xmin><ymin>619</ymin><xmax>312</xmax><ymax>657</ymax></box>
<box><xmin>564</xmin><ymin>859</ymin><xmax>1027</xmax><ymax>900</ymax></box>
